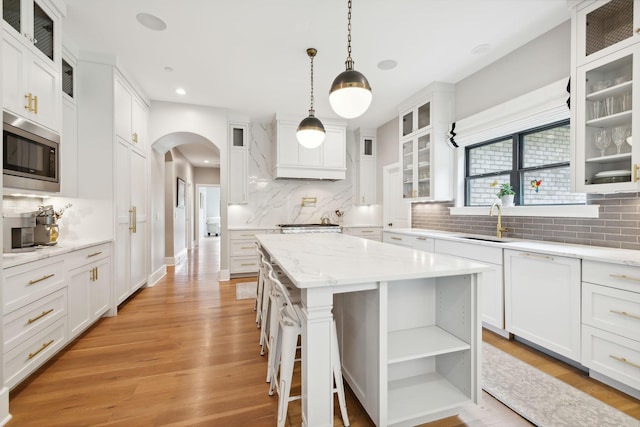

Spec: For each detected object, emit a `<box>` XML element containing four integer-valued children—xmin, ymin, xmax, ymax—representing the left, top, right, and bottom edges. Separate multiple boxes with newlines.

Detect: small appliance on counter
<box><xmin>34</xmin><ymin>205</ymin><xmax>59</xmax><ymax>246</ymax></box>
<box><xmin>3</xmin><ymin>211</ymin><xmax>37</xmax><ymax>252</ymax></box>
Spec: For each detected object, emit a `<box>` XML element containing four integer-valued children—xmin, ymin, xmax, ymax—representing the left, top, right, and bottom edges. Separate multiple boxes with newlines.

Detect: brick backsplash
<box><xmin>411</xmin><ymin>193</ymin><xmax>640</xmax><ymax>251</ymax></box>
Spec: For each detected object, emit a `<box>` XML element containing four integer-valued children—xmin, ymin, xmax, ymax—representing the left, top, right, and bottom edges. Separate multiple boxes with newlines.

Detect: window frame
<box><xmin>464</xmin><ymin>119</ymin><xmax>579</xmax><ymax>206</ymax></box>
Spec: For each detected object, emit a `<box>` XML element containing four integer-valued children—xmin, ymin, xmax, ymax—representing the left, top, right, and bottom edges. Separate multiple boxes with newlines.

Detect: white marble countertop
<box><xmin>255</xmin><ymin>233</ymin><xmax>489</xmax><ymax>288</ymax></box>
<box><xmin>2</xmin><ymin>239</ymin><xmax>112</xmax><ymax>269</ymax></box>
<box><xmin>384</xmin><ymin>228</ymin><xmax>640</xmax><ymax>267</ymax></box>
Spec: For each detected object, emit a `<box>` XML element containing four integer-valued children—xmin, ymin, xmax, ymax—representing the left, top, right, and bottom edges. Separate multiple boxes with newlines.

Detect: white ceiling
<box><xmin>62</xmin><ymin>0</ymin><xmax>571</xmax><ymax>167</ymax></box>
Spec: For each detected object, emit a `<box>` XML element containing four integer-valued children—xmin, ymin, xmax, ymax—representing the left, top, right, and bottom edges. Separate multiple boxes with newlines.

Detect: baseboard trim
<box><xmin>148</xmin><ymin>265</ymin><xmax>167</xmax><ymax>287</ymax></box>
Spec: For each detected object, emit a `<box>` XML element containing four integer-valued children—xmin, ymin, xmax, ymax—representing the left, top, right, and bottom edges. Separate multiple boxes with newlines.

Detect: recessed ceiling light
<box><xmin>471</xmin><ymin>44</ymin><xmax>491</xmax><ymax>55</ymax></box>
<box><xmin>204</xmin><ymin>160</ymin><xmax>210</xmax><ymax>164</ymax></box>
<box><xmin>377</xmin><ymin>59</ymin><xmax>398</xmax><ymax>70</ymax></box>
<box><xmin>176</xmin><ymin>88</ymin><xmax>186</xmax><ymax>95</ymax></box>
<box><xmin>136</xmin><ymin>13</ymin><xmax>167</xmax><ymax>31</ymax></box>
<box><xmin>164</xmin><ymin>66</ymin><xmax>174</xmax><ymax>72</ymax></box>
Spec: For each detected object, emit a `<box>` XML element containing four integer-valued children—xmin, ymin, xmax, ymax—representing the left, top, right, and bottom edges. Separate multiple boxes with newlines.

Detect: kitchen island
<box><xmin>255</xmin><ymin>233</ymin><xmax>489</xmax><ymax>427</ymax></box>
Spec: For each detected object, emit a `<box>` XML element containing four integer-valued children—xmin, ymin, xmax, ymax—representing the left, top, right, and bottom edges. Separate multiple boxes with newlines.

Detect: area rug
<box><xmin>235</xmin><ymin>281</ymin><xmax>257</xmax><ymax>300</ymax></box>
<box><xmin>482</xmin><ymin>342</ymin><xmax>640</xmax><ymax>427</ymax></box>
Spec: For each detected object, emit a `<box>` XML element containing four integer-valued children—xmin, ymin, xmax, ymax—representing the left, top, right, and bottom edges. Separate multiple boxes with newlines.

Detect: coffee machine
<box><xmin>3</xmin><ymin>212</ymin><xmax>36</xmax><ymax>252</ymax></box>
<box><xmin>34</xmin><ymin>205</ymin><xmax>59</xmax><ymax>246</ymax></box>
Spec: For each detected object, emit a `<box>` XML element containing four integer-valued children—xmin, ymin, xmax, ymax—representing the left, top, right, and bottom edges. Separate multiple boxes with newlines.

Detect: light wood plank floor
<box><xmin>7</xmin><ymin>237</ymin><xmax>640</xmax><ymax>426</ymax></box>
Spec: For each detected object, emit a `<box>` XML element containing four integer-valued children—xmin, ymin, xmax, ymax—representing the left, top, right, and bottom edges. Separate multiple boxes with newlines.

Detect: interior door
<box><xmin>383</xmin><ymin>163</ymin><xmax>410</xmax><ymax>228</ymax></box>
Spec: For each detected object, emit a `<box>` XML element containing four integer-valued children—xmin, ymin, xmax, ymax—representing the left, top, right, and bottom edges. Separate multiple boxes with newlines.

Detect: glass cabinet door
<box><xmin>400</xmin><ymin>100</ymin><xmax>431</xmax><ymax>137</ymax></box>
<box><xmin>402</xmin><ymin>140</ymin><xmax>414</xmax><ymax>199</ymax></box>
<box><xmin>33</xmin><ymin>1</ymin><xmax>54</xmax><ymax>60</ymax></box>
<box><xmin>577</xmin><ymin>47</ymin><xmax>635</xmax><ymax>191</ymax></box>
<box><xmin>417</xmin><ymin>133</ymin><xmax>431</xmax><ymax>198</ymax></box>
<box><xmin>3</xmin><ymin>0</ymin><xmax>21</xmax><ymax>34</ymax></box>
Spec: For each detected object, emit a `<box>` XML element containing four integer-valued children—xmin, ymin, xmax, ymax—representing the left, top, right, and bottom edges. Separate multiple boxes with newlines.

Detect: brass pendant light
<box><xmin>297</xmin><ymin>48</ymin><xmax>326</xmax><ymax>148</ymax></box>
<box><xmin>329</xmin><ymin>0</ymin><xmax>372</xmax><ymax>119</ymax></box>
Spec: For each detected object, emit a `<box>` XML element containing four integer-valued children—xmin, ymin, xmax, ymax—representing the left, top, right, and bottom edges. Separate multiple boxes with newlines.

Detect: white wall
<box><xmin>454</xmin><ymin>21</ymin><xmax>570</xmax><ymax>121</ymax></box>
<box><xmin>376</xmin><ymin>117</ymin><xmax>399</xmax><ymax>202</ymax></box>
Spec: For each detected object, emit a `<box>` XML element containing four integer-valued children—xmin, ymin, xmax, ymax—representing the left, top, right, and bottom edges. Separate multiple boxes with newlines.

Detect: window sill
<box><xmin>449</xmin><ymin>205</ymin><xmax>599</xmax><ymax>218</ymax></box>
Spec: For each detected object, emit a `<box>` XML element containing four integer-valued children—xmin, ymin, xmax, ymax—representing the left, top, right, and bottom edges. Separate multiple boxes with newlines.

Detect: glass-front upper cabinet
<box><xmin>401</xmin><ymin>100</ymin><xmax>431</xmax><ymax>137</ymax></box>
<box><xmin>575</xmin><ymin>0</ymin><xmax>638</xmax><ymax>67</ymax></box>
<box><xmin>572</xmin><ymin>0</ymin><xmax>639</xmax><ymax>193</ymax></box>
<box><xmin>2</xmin><ymin>0</ymin><xmax>56</xmax><ymax>62</ymax></box>
<box><xmin>402</xmin><ymin>131</ymin><xmax>431</xmax><ymax>199</ymax></box>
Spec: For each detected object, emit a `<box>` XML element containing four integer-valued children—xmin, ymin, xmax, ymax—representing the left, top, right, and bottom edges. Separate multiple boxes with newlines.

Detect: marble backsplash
<box><xmin>228</xmin><ymin>122</ymin><xmax>382</xmax><ymax>228</ymax></box>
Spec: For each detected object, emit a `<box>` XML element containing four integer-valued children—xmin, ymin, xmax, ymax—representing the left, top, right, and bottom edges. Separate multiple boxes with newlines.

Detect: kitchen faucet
<box><xmin>490</xmin><ymin>201</ymin><xmax>509</xmax><ymax>239</ymax></box>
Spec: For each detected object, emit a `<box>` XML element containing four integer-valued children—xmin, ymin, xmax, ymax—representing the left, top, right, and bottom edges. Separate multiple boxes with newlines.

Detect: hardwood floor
<box><xmin>7</xmin><ymin>237</ymin><xmax>640</xmax><ymax>426</ymax></box>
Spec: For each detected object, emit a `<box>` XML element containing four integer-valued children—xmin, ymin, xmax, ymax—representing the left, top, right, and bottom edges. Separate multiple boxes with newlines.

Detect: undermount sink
<box><xmin>457</xmin><ymin>236</ymin><xmax>514</xmax><ymax>243</ymax></box>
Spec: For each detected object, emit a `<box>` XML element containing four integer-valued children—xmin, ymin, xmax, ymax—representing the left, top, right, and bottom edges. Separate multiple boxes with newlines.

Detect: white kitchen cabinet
<box><xmin>116</xmin><ymin>138</ymin><xmax>148</xmax><ymax>304</ymax></box>
<box><xmin>342</xmin><ymin>226</ymin><xmax>382</xmax><ymax>242</ymax></box>
<box><xmin>504</xmin><ymin>249</ymin><xmax>582</xmax><ymax>362</ymax></box>
<box><xmin>355</xmin><ymin>128</ymin><xmax>377</xmax><ymax>205</ymax></box>
<box><xmin>383</xmin><ymin>231</ymin><xmax>413</xmax><ymax>247</ymax></box>
<box><xmin>571</xmin><ymin>0</ymin><xmax>640</xmax><ymax>192</ymax></box>
<box><xmin>272</xmin><ymin>115</ymin><xmax>347</xmax><ymax>180</ymax></box>
<box><xmin>228</xmin><ymin>121</ymin><xmax>249</xmax><ymax>204</ymax></box>
<box><xmin>435</xmin><ymin>239</ymin><xmax>505</xmax><ymax>331</ymax></box>
<box><xmin>77</xmin><ymin>60</ymin><xmax>149</xmax><ymax>307</ymax></box>
<box><xmin>581</xmin><ymin>260</ymin><xmax>640</xmax><ymax>398</ymax></box>
<box><xmin>229</xmin><ymin>228</ymin><xmax>280</xmax><ymax>276</ymax></box>
<box><xmin>398</xmin><ymin>82</ymin><xmax>454</xmax><ymax>201</ymax></box>
<box><xmin>67</xmin><ymin>244</ymin><xmax>111</xmax><ymax>340</ymax></box>
<box><xmin>114</xmin><ymin>76</ymin><xmax>148</xmax><ymax>152</ymax></box>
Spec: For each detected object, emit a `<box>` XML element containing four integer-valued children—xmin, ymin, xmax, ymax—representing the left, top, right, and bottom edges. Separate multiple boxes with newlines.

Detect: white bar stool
<box><xmin>266</xmin><ymin>268</ymin><xmax>350</xmax><ymax>427</ymax></box>
<box><xmin>255</xmin><ymin>244</ymin><xmax>267</xmax><ymax>326</ymax></box>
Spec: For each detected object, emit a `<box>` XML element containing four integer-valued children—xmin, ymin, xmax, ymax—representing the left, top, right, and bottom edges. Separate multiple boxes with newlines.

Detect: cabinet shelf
<box><xmin>387</xmin><ymin>372</ymin><xmax>470</xmax><ymax>425</ymax></box>
<box><xmin>388</xmin><ymin>325</ymin><xmax>470</xmax><ymax>364</ymax></box>
<box><xmin>586</xmin><ymin>110</ymin><xmax>632</xmax><ymax>127</ymax></box>
<box><xmin>586</xmin><ymin>80</ymin><xmax>632</xmax><ymax>101</ymax></box>
<box><xmin>585</xmin><ymin>152</ymin><xmax>632</xmax><ymax>163</ymax></box>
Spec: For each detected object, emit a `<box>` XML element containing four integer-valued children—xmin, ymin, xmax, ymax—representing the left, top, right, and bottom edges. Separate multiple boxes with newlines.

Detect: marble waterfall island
<box><xmin>255</xmin><ymin>233</ymin><xmax>489</xmax><ymax>427</ymax></box>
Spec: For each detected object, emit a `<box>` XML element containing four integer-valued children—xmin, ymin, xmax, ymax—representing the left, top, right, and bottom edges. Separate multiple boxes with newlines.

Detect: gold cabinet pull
<box><xmin>28</xmin><ymin>339</ymin><xmax>54</xmax><ymax>360</ymax></box>
<box><xmin>96</xmin><ymin>267</ymin><xmax>98</xmax><ymax>281</ymax></box>
<box><xmin>416</xmin><ymin>237</ymin><xmax>427</xmax><ymax>240</ymax></box>
<box><xmin>391</xmin><ymin>237</ymin><xmax>402</xmax><ymax>241</ymax></box>
<box><xmin>634</xmin><ymin>164</ymin><xmax>639</xmax><ymax>183</ymax></box>
<box><xmin>609</xmin><ymin>355</ymin><xmax>640</xmax><ymax>369</ymax></box>
<box><xmin>33</xmin><ymin>95</ymin><xmax>38</xmax><ymax>114</ymax></box>
<box><xmin>27</xmin><ymin>309</ymin><xmax>54</xmax><ymax>324</ymax></box>
<box><xmin>609</xmin><ymin>274</ymin><xmax>640</xmax><ymax>282</ymax></box>
<box><xmin>240</xmin><ymin>263</ymin><xmax>254</xmax><ymax>267</ymax></box>
<box><xmin>609</xmin><ymin>309</ymin><xmax>640</xmax><ymax>321</ymax></box>
<box><xmin>24</xmin><ymin>93</ymin><xmax>32</xmax><ymax>111</ymax></box>
<box><xmin>88</xmin><ymin>251</ymin><xmax>103</xmax><ymax>258</ymax></box>
<box><xmin>241</xmin><ymin>246</ymin><xmax>254</xmax><ymax>250</ymax></box>
<box><xmin>28</xmin><ymin>274</ymin><xmax>55</xmax><ymax>285</ymax></box>
<box><xmin>132</xmin><ymin>132</ymin><xmax>138</xmax><ymax>143</ymax></box>
<box><xmin>129</xmin><ymin>206</ymin><xmax>137</xmax><ymax>233</ymax></box>
<box><xmin>361</xmin><ymin>230</ymin><xmax>374</xmax><ymax>233</ymax></box>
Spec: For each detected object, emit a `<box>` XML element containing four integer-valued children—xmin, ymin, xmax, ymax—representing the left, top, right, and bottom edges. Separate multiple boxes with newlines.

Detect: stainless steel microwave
<box><xmin>3</xmin><ymin>111</ymin><xmax>60</xmax><ymax>193</ymax></box>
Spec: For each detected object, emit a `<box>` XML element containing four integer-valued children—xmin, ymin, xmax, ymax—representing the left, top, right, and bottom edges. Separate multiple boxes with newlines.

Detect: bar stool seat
<box><xmin>266</xmin><ymin>267</ymin><xmax>349</xmax><ymax>427</ymax></box>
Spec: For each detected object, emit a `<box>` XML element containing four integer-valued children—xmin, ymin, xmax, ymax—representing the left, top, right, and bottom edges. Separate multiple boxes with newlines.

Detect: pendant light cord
<box><xmin>345</xmin><ymin>0</ymin><xmax>354</xmax><ymax>70</ymax></box>
<box><xmin>309</xmin><ymin>52</ymin><xmax>316</xmax><ymax>115</ymax></box>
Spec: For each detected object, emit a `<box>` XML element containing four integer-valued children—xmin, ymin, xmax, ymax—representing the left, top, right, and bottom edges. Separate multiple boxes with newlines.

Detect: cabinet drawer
<box><xmin>3</xmin><ymin>288</ymin><xmax>67</xmax><ymax>352</ymax></box>
<box><xmin>583</xmin><ymin>282</ymin><xmax>640</xmax><ymax>342</ymax></box>
<box><xmin>229</xmin><ymin>231</ymin><xmax>258</xmax><ymax>240</ymax></box>
<box><xmin>583</xmin><ymin>260</ymin><xmax>640</xmax><ymax>293</ymax></box>
<box><xmin>383</xmin><ymin>232</ymin><xmax>412</xmax><ymax>247</ymax></box>
<box><xmin>4</xmin><ymin>318</ymin><xmax>67</xmax><ymax>389</ymax></box>
<box><xmin>435</xmin><ymin>239</ymin><xmax>502</xmax><ymax>265</ymax></box>
<box><xmin>230</xmin><ymin>256</ymin><xmax>258</xmax><ymax>273</ymax></box>
<box><xmin>3</xmin><ymin>258</ymin><xmax>65</xmax><ymax>313</ymax></box>
<box><xmin>344</xmin><ymin>227</ymin><xmax>382</xmax><ymax>241</ymax></box>
<box><xmin>231</xmin><ymin>240</ymin><xmax>257</xmax><ymax>257</ymax></box>
<box><xmin>65</xmin><ymin>243</ymin><xmax>111</xmax><ymax>271</ymax></box>
<box><xmin>582</xmin><ymin>325</ymin><xmax>640</xmax><ymax>391</ymax></box>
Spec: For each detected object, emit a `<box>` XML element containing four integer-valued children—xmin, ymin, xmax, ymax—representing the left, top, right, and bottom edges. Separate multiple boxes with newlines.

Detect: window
<box><xmin>465</xmin><ymin>120</ymin><xmax>586</xmax><ymax>206</ymax></box>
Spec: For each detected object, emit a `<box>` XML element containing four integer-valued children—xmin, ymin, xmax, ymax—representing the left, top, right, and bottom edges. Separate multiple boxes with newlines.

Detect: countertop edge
<box><xmin>3</xmin><ymin>239</ymin><xmax>113</xmax><ymax>269</ymax></box>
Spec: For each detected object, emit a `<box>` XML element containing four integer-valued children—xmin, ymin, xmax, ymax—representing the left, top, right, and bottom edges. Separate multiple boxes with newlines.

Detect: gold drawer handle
<box><xmin>240</xmin><ymin>246</ymin><xmax>254</xmax><ymax>250</ymax></box>
<box><xmin>87</xmin><ymin>251</ymin><xmax>103</xmax><ymax>258</ymax></box>
<box><xmin>609</xmin><ymin>274</ymin><xmax>640</xmax><ymax>282</ymax></box>
<box><xmin>27</xmin><ymin>309</ymin><xmax>54</xmax><ymax>324</ymax></box>
<box><xmin>132</xmin><ymin>132</ymin><xmax>138</xmax><ymax>143</ymax></box>
<box><xmin>609</xmin><ymin>309</ymin><xmax>640</xmax><ymax>321</ymax></box>
<box><xmin>28</xmin><ymin>339</ymin><xmax>54</xmax><ymax>360</ymax></box>
<box><xmin>609</xmin><ymin>355</ymin><xmax>640</xmax><ymax>369</ymax></box>
<box><xmin>416</xmin><ymin>237</ymin><xmax>427</xmax><ymax>241</ymax></box>
<box><xmin>391</xmin><ymin>237</ymin><xmax>402</xmax><ymax>241</ymax></box>
<box><xmin>361</xmin><ymin>230</ymin><xmax>374</xmax><ymax>233</ymax></box>
<box><xmin>28</xmin><ymin>274</ymin><xmax>55</xmax><ymax>285</ymax></box>
<box><xmin>240</xmin><ymin>234</ymin><xmax>254</xmax><ymax>237</ymax></box>
<box><xmin>240</xmin><ymin>263</ymin><xmax>255</xmax><ymax>267</ymax></box>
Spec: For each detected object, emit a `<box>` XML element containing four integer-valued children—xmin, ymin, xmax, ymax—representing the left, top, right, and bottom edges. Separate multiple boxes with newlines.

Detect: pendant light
<box><xmin>329</xmin><ymin>0</ymin><xmax>372</xmax><ymax>119</ymax></box>
<box><xmin>297</xmin><ymin>48</ymin><xmax>326</xmax><ymax>149</ymax></box>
